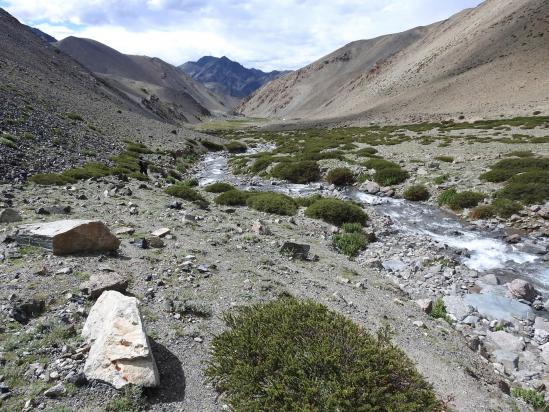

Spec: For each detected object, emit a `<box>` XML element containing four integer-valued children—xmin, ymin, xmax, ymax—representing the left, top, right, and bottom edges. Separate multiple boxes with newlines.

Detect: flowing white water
<box><xmin>196</xmin><ymin>150</ymin><xmax>548</xmax><ymax>296</ymax></box>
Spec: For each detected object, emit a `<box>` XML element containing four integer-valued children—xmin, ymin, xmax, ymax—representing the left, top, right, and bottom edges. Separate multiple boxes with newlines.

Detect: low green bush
<box><xmin>446</xmin><ymin>191</ymin><xmax>485</xmax><ymax>211</ymax></box>
<box><xmin>341</xmin><ymin>223</ymin><xmax>363</xmax><ymax>233</ymax></box>
<box><xmin>480</xmin><ymin>157</ymin><xmax>549</xmax><ymax>182</ymax></box>
<box><xmin>271</xmin><ymin>161</ymin><xmax>320</xmax><ymax>183</ymax></box>
<box><xmin>469</xmin><ymin>205</ymin><xmax>496</xmax><ymax>220</ymax></box>
<box><xmin>506</xmin><ymin>150</ymin><xmax>534</xmax><ymax>158</ymax></box>
<box><xmin>325</xmin><ymin>168</ymin><xmax>355</xmax><ymax>186</ymax></box>
<box><xmin>294</xmin><ymin>194</ymin><xmax>324</xmax><ymax>207</ymax></box>
<box><xmin>355</xmin><ymin>147</ymin><xmax>378</xmax><ymax>157</ymax></box>
<box><xmin>225</xmin><ymin>141</ymin><xmax>248</xmax><ymax>153</ymax></box>
<box><xmin>30</xmin><ymin>173</ymin><xmax>74</xmax><ymax>186</ymax></box>
<box><xmin>508</xmin><ymin>170</ymin><xmax>549</xmax><ymax>184</ymax></box>
<box><xmin>61</xmin><ymin>162</ymin><xmax>112</xmax><ymax>180</ymax></box>
<box><xmin>363</xmin><ymin>158</ymin><xmax>400</xmax><ymax>170</ymax></box>
<box><xmin>479</xmin><ymin>169</ymin><xmax>517</xmax><ymax>183</ymax></box>
<box><xmin>511</xmin><ymin>387</ymin><xmax>548</xmax><ymax>410</ymax></box>
<box><xmin>430</xmin><ymin>298</ymin><xmax>448</xmax><ymax>321</ymax></box>
<box><xmin>434</xmin><ymin>156</ymin><xmax>454</xmax><ymax>163</ymax></box>
<box><xmin>305</xmin><ymin>198</ymin><xmax>368</xmax><ymax>226</ymax></box>
<box><xmin>496</xmin><ymin>182</ymin><xmax>549</xmax><ymax>205</ymax></box>
<box><xmin>333</xmin><ymin>231</ymin><xmax>368</xmax><ymax>257</ymax></box>
<box><xmin>204</xmin><ymin>182</ymin><xmax>235</xmax><ymax>193</ymax></box>
<box><xmin>492</xmin><ymin>198</ymin><xmax>522</xmax><ymax>218</ymax></box>
<box><xmin>202</xmin><ymin>140</ymin><xmax>224</xmax><ymax>152</ymax></box>
<box><xmin>214</xmin><ymin>190</ymin><xmax>252</xmax><ymax>206</ymax></box>
<box><xmin>66</xmin><ymin>112</ymin><xmax>84</xmax><ymax>121</ymax></box>
<box><xmin>251</xmin><ymin>157</ymin><xmax>275</xmax><ymax>173</ymax></box>
<box><xmin>165</xmin><ymin>183</ymin><xmax>207</xmax><ymax>203</ymax></box>
<box><xmin>433</xmin><ymin>175</ymin><xmax>448</xmax><ymax>184</ymax></box>
<box><xmin>206</xmin><ymin>296</ymin><xmax>441</xmax><ymax>411</ymax></box>
<box><xmin>437</xmin><ymin>189</ymin><xmax>457</xmax><ymax>206</ymax></box>
<box><xmin>373</xmin><ymin>168</ymin><xmax>409</xmax><ymax>186</ymax></box>
<box><xmin>246</xmin><ymin>192</ymin><xmax>297</xmax><ymax>216</ymax></box>
<box><xmin>403</xmin><ymin>185</ymin><xmax>430</xmax><ymax>201</ymax></box>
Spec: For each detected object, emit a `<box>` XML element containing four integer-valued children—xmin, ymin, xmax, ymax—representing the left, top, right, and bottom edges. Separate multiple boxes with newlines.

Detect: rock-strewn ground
<box><xmin>0</xmin><ymin>172</ymin><xmax>521</xmax><ymax>411</ymax></box>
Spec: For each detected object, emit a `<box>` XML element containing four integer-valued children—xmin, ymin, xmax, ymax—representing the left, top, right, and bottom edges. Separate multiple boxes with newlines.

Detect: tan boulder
<box><xmin>15</xmin><ymin>220</ymin><xmax>120</xmax><ymax>255</ymax></box>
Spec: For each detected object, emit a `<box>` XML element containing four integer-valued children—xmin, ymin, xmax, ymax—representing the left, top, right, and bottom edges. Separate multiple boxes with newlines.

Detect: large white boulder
<box><xmin>82</xmin><ymin>291</ymin><xmax>159</xmax><ymax>389</ymax></box>
<box><xmin>16</xmin><ymin>220</ymin><xmax>120</xmax><ymax>255</ymax></box>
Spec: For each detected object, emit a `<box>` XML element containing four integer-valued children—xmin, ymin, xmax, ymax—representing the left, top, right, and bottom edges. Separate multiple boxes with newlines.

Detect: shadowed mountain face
<box><xmin>28</xmin><ymin>27</ymin><xmax>57</xmax><ymax>43</ymax></box>
<box><xmin>56</xmin><ymin>37</ymin><xmax>233</xmax><ymax>122</ymax></box>
<box><xmin>239</xmin><ymin>0</ymin><xmax>549</xmax><ymax>124</ymax></box>
<box><xmin>180</xmin><ymin>56</ymin><xmax>290</xmax><ymax>99</ymax></box>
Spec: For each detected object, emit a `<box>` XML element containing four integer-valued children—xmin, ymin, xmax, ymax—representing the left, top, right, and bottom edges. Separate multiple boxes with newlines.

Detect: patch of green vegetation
<box><xmin>325</xmin><ymin>167</ymin><xmax>355</xmax><ymax>186</ymax></box>
<box><xmin>293</xmin><ymin>194</ymin><xmax>323</xmax><ymax>208</ymax></box>
<box><xmin>206</xmin><ymin>296</ymin><xmax>442</xmax><ymax>411</ymax></box>
<box><xmin>66</xmin><ymin>112</ymin><xmax>84</xmax><ymax>121</ymax></box>
<box><xmin>511</xmin><ymin>387</ymin><xmax>548</xmax><ymax>410</ymax></box>
<box><xmin>437</xmin><ymin>189</ymin><xmax>457</xmax><ymax>206</ymax></box>
<box><xmin>480</xmin><ymin>158</ymin><xmax>549</xmax><ymax>182</ymax></box>
<box><xmin>165</xmin><ymin>183</ymin><xmax>208</xmax><ymax>204</ymax></box>
<box><xmin>373</xmin><ymin>168</ymin><xmax>409</xmax><ymax>186</ymax></box>
<box><xmin>433</xmin><ymin>175</ymin><xmax>449</xmax><ymax>184</ymax></box>
<box><xmin>305</xmin><ymin>198</ymin><xmax>368</xmax><ymax>226</ymax></box>
<box><xmin>29</xmin><ymin>173</ymin><xmax>74</xmax><ymax>186</ymax></box>
<box><xmin>355</xmin><ymin>147</ymin><xmax>379</xmax><ymax>157</ymax></box>
<box><xmin>496</xmin><ymin>182</ymin><xmax>549</xmax><ymax>205</ymax></box>
<box><xmin>430</xmin><ymin>298</ymin><xmax>448</xmax><ymax>320</ymax></box>
<box><xmin>403</xmin><ymin>185</ymin><xmax>430</xmax><ymax>201</ymax></box>
<box><xmin>492</xmin><ymin>198</ymin><xmax>522</xmax><ymax>218</ymax></box>
<box><xmin>204</xmin><ymin>182</ymin><xmax>236</xmax><ymax>193</ymax></box>
<box><xmin>469</xmin><ymin>205</ymin><xmax>496</xmax><ymax>220</ymax></box>
<box><xmin>434</xmin><ymin>156</ymin><xmax>454</xmax><ymax>163</ymax></box>
<box><xmin>271</xmin><ymin>160</ymin><xmax>320</xmax><ymax>183</ymax></box>
<box><xmin>363</xmin><ymin>158</ymin><xmax>400</xmax><ymax>170</ymax></box>
<box><xmin>446</xmin><ymin>191</ymin><xmax>485</xmax><ymax>211</ymax></box>
<box><xmin>506</xmin><ymin>150</ymin><xmax>534</xmax><ymax>158</ymax></box>
<box><xmin>225</xmin><ymin>141</ymin><xmax>248</xmax><ymax>153</ymax></box>
<box><xmin>61</xmin><ymin>162</ymin><xmax>112</xmax><ymax>181</ymax></box>
<box><xmin>214</xmin><ymin>190</ymin><xmax>252</xmax><ymax>206</ymax></box>
<box><xmin>105</xmin><ymin>386</ymin><xmax>145</xmax><ymax>412</ymax></box>
<box><xmin>202</xmin><ymin>140</ymin><xmax>224</xmax><ymax>152</ymax></box>
<box><xmin>0</xmin><ymin>133</ymin><xmax>17</xmax><ymax>149</ymax></box>
<box><xmin>333</xmin><ymin>224</ymin><xmax>371</xmax><ymax>257</ymax></box>
<box><xmin>246</xmin><ymin>192</ymin><xmax>297</xmax><ymax>216</ymax></box>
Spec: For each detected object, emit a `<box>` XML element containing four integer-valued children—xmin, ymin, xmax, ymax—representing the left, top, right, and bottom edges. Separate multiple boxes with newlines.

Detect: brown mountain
<box><xmin>56</xmin><ymin>37</ymin><xmax>234</xmax><ymax>123</ymax></box>
<box><xmin>238</xmin><ymin>0</ymin><xmax>549</xmax><ymax>124</ymax></box>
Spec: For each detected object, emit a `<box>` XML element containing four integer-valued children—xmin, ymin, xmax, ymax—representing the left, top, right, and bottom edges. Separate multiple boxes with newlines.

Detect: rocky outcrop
<box><xmin>80</xmin><ymin>272</ymin><xmax>129</xmax><ymax>299</ymax></box>
<box><xmin>15</xmin><ymin>220</ymin><xmax>120</xmax><ymax>255</ymax></box>
<box><xmin>82</xmin><ymin>291</ymin><xmax>159</xmax><ymax>389</ymax></box>
<box><xmin>507</xmin><ymin>279</ymin><xmax>538</xmax><ymax>302</ymax></box>
<box><xmin>0</xmin><ymin>208</ymin><xmax>22</xmax><ymax>223</ymax></box>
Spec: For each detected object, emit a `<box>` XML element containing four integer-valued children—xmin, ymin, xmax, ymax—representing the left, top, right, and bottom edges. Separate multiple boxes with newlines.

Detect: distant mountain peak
<box><xmin>180</xmin><ymin>56</ymin><xmax>291</xmax><ymax>98</ymax></box>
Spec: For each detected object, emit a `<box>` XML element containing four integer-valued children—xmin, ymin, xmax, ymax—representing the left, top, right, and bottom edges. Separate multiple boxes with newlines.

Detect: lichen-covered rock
<box><xmin>82</xmin><ymin>291</ymin><xmax>159</xmax><ymax>389</ymax></box>
<box><xmin>0</xmin><ymin>208</ymin><xmax>22</xmax><ymax>223</ymax></box>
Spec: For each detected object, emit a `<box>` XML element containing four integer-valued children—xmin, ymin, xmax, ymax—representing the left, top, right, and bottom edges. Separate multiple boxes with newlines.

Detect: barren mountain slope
<box><xmin>239</xmin><ymin>0</ymin><xmax>549</xmax><ymax>123</ymax></box>
<box><xmin>56</xmin><ymin>37</ymin><xmax>233</xmax><ymax>121</ymax></box>
<box><xmin>0</xmin><ymin>9</ymin><xmax>206</xmax><ymax>182</ymax></box>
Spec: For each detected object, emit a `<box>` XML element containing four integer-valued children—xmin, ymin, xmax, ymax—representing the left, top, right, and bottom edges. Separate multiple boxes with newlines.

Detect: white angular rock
<box><xmin>486</xmin><ymin>330</ymin><xmax>525</xmax><ymax>352</ymax></box>
<box><xmin>16</xmin><ymin>220</ymin><xmax>120</xmax><ymax>255</ymax></box>
<box><xmin>80</xmin><ymin>272</ymin><xmax>128</xmax><ymax>299</ymax></box>
<box><xmin>82</xmin><ymin>291</ymin><xmax>159</xmax><ymax>389</ymax></box>
<box><xmin>151</xmin><ymin>228</ymin><xmax>171</xmax><ymax>238</ymax></box>
<box><xmin>0</xmin><ymin>208</ymin><xmax>22</xmax><ymax>223</ymax></box>
<box><xmin>415</xmin><ymin>299</ymin><xmax>433</xmax><ymax>314</ymax></box>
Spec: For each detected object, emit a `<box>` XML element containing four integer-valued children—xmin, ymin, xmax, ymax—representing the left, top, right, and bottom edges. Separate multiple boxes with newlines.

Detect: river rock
<box><xmin>464</xmin><ymin>293</ymin><xmax>532</xmax><ymax>321</ymax></box>
<box><xmin>507</xmin><ymin>279</ymin><xmax>538</xmax><ymax>302</ymax></box>
<box><xmin>486</xmin><ymin>330</ymin><xmax>525</xmax><ymax>352</ymax></box>
<box><xmin>80</xmin><ymin>273</ymin><xmax>128</xmax><ymax>299</ymax></box>
<box><xmin>82</xmin><ymin>291</ymin><xmax>159</xmax><ymax>389</ymax></box>
<box><xmin>280</xmin><ymin>242</ymin><xmax>309</xmax><ymax>260</ymax></box>
<box><xmin>443</xmin><ymin>296</ymin><xmax>474</xmax><ymax>321</ymax></box>
<box><xmin>15</xmin><ymin>220</ymin><xmax>120</xmax><ymax>255</ymax></box>
<box><xmin>491</xmin><ymin>350</ymin><xmax>519</xmax><ymax>374</ymax></box>
<box><xmin>0</xmin><ymin>208</ymin><xmax>22</xmax><ymax>223</ymax></box>
<box><xmin>251</xmin><ymin>220</ymin><xmax>271</xmax><ymax>235</ymax></box>
<box><xmin>361</xmin><ymin>181</ymin><xmax>380</xmax><ymax>194</ymax></box>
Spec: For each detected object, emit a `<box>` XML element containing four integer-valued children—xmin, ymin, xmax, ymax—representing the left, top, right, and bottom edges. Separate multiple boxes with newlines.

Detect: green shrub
<box><xmin>481</xmin><ymin>157</ymin><xmax>549</xmax><ymax>182</ymax></box>
<box><xmin>295</xmin><ymin>194</ymin><xmax>324</xmax><ymax>207</ymax></box>
<box><xmin>433</xmin><ymin>175</ymin><xmax>448</xmax><ymax>184</ymax></box>
<box><xmin>506</xmin><ymin>150</ymin><xmax>534</xmax><ymax>158</ymax></box>
<box><xmin>225</xmin><ymin>141</ymin><xmax>248</xmax><ymax>153</ymax></box>
<box><xmin>325</xmin><ymin>168</ymin><xmax>355</xmax><ymax>186</ymax></box>
<box><xmin>305</xmin><ymin>198</ymin><xmax>368</xmax><ymax>226</ymax></box>
<box><xmin>30</xmin><ymin>173</ymin><xmax>74</xmax><ymax>186</ymax></box>
<box><xmin>434</xmin><ymin>156</ymin><xmax>453</xmax><ymax>163</ymax></box>
<box><xmin>469</xmin><ymin>205</ymin><xmax>496</xmax><ymax>220</ymax></box>
<box><xmin>214</xmin><ymin>190</ymin><xmax>252</xmax><ymax>206</ymax></box>
<box><xmin>251</xmin><ymin>157</ymin><xmax>275</xmax><ymax>173</ymax></box>
<box><xmin>66</xmin><ymin>112</ymin><xmax>84</xmax><ymax>121</ymax></box>
<box><xmin>165</xmin><ymin>183</ymin><xmax>207</xmax><ymax>203</ymax></box>
<box><xmin>62</xmin><ymin>162</ymin><xmax>112</xmax><ymax>180</ymax></box>
<box><xmin>403</xmin><ymin>185</ymin><xmax>430</xmax><ymax>201</ymax></box>
<box><xmin>492</xmin><ymin>198</ymin><xmax>522</xmax><ymax>218</ymax></box>
<box><xmin>363</xmin><ymin>158</ymin><xmax>400</xmax><ymax>170</ymax></box>
<box><xmin>511</xmin><ymin>387</ymin><xmax>548</xmax><ymax>410</ymax></box>
<box><xmin>373</xmin><ymin>168</ymin><xmax>409</xmax><ymax>186</ymax></box>
<box><xmin>333</xmin><ymin>232</ymin><xmax>369</xmax><ymax>257</ymax></box>
<box><xmin>446</xmin><ymin>191</ymin><xmax>484</xmax><ymax>211</ymax></box>
<box><xmin>207</xmin><ymin>297</ymin><xmax>441</xmax><ymax>411</ymax></box>
<box><xmin>202</xmin><ymin>140</ymin><xmax>224</xmax><ymax>152</ymax></box>
<box><xmin>437</xmin><ymin>189</ymin><xmax>457</xmax><ymax>206</ymax></box>
<box><xmin>479</xmin><ymin>169</ymin><xmax>517</xmax><ymax>182</ymax></box>
<box><xmin>246</xmin><ymin>192</ymin><xmax>297</xmax><ymax>216</ymax></box>
<box><xmin>126</xmin><ymin>142</ymin><xmax>153</xmax><ymax>154</ymax></box>
<box><xmin>355</xmin><ymin>147</ymin><xmax>378</xmax><ymax>157</ymax></box>
<box><xmin>508</xmin><ymin>170</ymin><xmax>549</xmax><ymax>184</ymax></box>
<box><xmin>204</xmin><ymin>182</ymin><xmax>235</xmax><ymax>193</ymax></box>
<box><xmin>341</xmin><ymin>223</ymin><xmax>364</xmax><ymax>233</ymax></box>
<box><xmin>496</xmin><ymin>182</ymin><xmax>549</xmax><ymax>205</ymax></box>
<box><xmin>0</xmin><ymin>134</ymin><xmax>17</xmax><ymax>148</ymax></box>
<box><xmin>430</xmin><ymin>298</ymin><xmax>447</xmax><ymax>320</ymax></box>
<box><xmin>271</xmin><ymin>161</ymin><xmax>320</xmax><ymax>183</ymax></box>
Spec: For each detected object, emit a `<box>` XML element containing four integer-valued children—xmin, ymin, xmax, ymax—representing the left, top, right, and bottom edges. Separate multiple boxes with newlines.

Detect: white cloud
<box><xmin>1</xmin><ymin>0</ymin><xmax>483</xmax><ymax>71</ymax></box>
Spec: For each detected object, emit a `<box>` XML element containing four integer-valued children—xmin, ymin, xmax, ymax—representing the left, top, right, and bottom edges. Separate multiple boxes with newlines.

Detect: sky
<box><xmin>0</xmin><ymin>0</ymin><xmax>483</xmax><ymax>72</ymax></box>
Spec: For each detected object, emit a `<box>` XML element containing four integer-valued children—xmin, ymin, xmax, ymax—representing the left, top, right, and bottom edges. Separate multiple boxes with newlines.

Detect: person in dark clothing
<box><xmin>138</xmin><ymin>156</ymin><xmax>148</xmax><ymax>175</ymax></box>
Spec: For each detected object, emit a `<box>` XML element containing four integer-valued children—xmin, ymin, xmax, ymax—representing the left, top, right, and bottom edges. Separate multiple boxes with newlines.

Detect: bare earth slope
<box><xmin>0</xmin><ymin>9</ymin><xmax>206</xmax><ymax>182</ymax></box>
<box><xmin>56</xmin><ymin>37</ymin><xmax>233</xmax><ymax>122</ymax></box>
<box><xmin>239</xmin><ymin>0</ymin><xmax>549</xmax><ymax>123</ymax></box>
